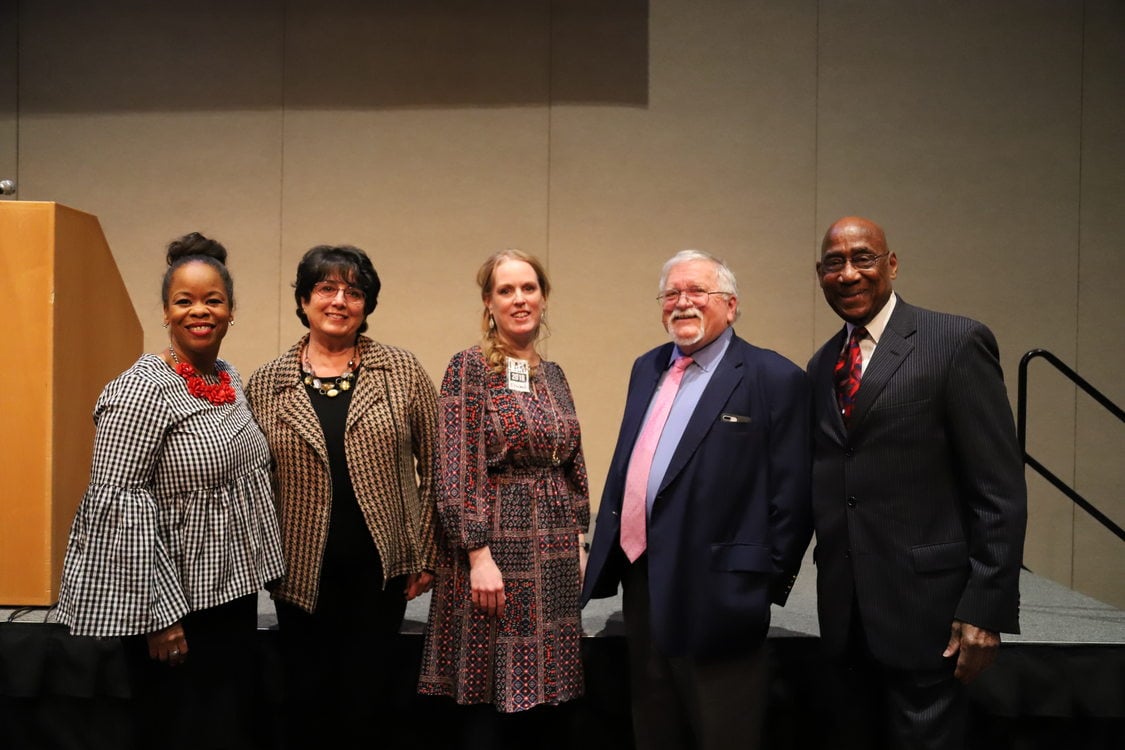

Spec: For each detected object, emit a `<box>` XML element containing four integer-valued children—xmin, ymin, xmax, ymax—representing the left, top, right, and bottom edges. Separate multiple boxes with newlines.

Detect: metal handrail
<box><xmin>1017</xmin><ymin>349</ymin><xmax>1125</xmax><ymax>542</ymax></box>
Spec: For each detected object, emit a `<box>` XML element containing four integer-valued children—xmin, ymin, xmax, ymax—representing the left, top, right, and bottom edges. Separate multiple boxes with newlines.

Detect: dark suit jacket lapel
<box><xmin>814</xmin><ymin>327</ymin><xmax>848</xmax><ymax>441</ymax></box>
<box><xmin>850</xmin><ymin>300</ymin><xmax>917</xmax><ymax>431</ymax></box>
<box><xmin>657</xmin><ymin>338</ymin><xmax>744</xmax><ymax>495</ymax></box>
<box><xmin>613</xmin><ymin>344</ymin><xmax>675</xmax><ymax>486</ymax></box>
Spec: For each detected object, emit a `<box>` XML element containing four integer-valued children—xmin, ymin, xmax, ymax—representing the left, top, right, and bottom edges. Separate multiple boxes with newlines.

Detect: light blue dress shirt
<box><xmin>638</xmin><ymin>326</ymin><xmax>733</xmax><ymax>517</ymax></box>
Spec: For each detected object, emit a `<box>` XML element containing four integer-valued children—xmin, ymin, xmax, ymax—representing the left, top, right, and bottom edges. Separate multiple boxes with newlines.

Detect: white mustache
<box><xmin>666</xmin><ymin>307</ymin><xmax>705</xmax><ymax>347</ymax></box>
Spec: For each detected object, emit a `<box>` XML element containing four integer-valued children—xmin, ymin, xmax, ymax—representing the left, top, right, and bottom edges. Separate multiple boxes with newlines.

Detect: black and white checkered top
<box><xmin>56</xmin><ymin>354</ymin><xmax>285</xmax><ymax>637</ymax></box>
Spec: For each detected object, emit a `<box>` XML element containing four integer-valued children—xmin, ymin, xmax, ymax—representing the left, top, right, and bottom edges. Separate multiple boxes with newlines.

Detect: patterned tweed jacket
<box><xmin>247</xmin><ymin>335</ymin><xmax>440</xmax><ymax>613</ymax></box>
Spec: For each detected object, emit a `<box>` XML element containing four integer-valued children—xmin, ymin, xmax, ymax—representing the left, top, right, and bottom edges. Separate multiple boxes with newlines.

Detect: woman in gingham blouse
<box><xmin>56</xmin><ymin>233</ymin><xmax>284</xmax><ymax>750</ymax></box>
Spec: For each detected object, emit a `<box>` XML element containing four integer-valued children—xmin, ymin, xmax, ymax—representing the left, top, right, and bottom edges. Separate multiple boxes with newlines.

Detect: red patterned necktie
<box><xmin>834</xmin><ymin>326</ymin><xmax>866</xmax><ymax>425</ymax></box>
<box><xmin>620</xmin><ymin>355</ymin><xmax>694</xmax><ymax>562</ymax></box>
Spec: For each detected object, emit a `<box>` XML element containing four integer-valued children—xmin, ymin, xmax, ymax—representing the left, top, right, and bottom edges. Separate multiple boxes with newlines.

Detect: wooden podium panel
<box><xmin>0</xmin><ymin>202</ymin><xmax>142</xmax><ymax>605</ymax></box>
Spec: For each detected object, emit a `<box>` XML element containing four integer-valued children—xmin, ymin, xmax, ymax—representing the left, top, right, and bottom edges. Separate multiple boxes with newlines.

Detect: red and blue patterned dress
<box><xmin>418</xmin><ymin>346</ymin><xmax>590</xmax><ymax>712</ymax></box>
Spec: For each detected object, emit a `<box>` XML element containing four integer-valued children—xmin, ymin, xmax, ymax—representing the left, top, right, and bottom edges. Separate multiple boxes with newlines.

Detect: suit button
<box><xmin>845</xmin><ymin>448</ymin><xmax>854</xmax><ymax>458</ymax></box>
<box><xmin>844</xmin><ymin>549</ymin><xmax>851</xmax><ymax>559</ymax></box>
<box><xmin>847</xmin><ymin>496</ymin><xmax>857</xmax><ymax>508</ymax></box>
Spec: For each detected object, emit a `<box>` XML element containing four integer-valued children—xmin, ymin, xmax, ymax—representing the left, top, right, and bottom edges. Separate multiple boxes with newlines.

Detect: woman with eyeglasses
<box><xmin>246</xmin><ymin>244</ymin><xmax>439</xmax><ymax>747</ymax></box>
<box><xmin>417</xmin><ymin>249</ymin><xmax>590</xmax><ymax>750</ymax></box>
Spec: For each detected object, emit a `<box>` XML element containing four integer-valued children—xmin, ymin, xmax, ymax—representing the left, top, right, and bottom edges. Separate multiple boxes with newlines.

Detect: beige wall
<box><xmin>0</xmin><ymin>0</ymin><xmax>15</xmax><ymax>186</ymax></box>
<box><xmin>1</xmin><ymin>0</ymin><xmax>1121</xmax><ymax>606</ymax></box>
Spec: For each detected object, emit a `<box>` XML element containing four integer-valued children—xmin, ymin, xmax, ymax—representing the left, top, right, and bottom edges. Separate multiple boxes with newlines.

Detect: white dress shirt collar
<box><xmin>847</xmin><ymin>292</ymin><xmax>897</xmax><ymax>345</ymax></box>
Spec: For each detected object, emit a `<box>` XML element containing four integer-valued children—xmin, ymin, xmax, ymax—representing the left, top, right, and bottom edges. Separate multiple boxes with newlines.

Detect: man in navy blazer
<box><xmin>582</xmin><ymin>250</ymin><xmax>812</xmax><ymax>750</ymax></box>
<box><xmin>809</xmin><ymin>216</ymin><xmax>1027</xmax><ymax>749</ymax></box>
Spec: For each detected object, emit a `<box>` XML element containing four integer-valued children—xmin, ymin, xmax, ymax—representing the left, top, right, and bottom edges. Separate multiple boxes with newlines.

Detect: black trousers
<box><xmin>123</xmin><ymin>594</ymin><xmax>263</xmax><ymax>750</ymax></box>
<box><xmin>621</xmin><ymin>556</ymin><xmax>768</xmax><ymax>750</ymax></box>
<box><xmin>823</xmin><ymin>598</ymin><xmax>968</xmax><ymax>750</ymax></box>
<box><xmin>274</xmin><ymin>565</ymin><xmax>408</xmax><ymax>750</ymax></box>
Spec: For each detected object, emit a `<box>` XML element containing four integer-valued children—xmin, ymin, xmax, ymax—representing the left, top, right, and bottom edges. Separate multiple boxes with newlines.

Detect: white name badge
<box><xmin>506</xmin><ymin>357</ymin><xmax>530</xmax><ymax>392</ymax></box>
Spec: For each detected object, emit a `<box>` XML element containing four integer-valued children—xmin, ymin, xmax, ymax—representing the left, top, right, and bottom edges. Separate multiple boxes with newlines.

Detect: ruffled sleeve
<box><xmin>56</xmin><ymin>369</ymin><xmax>189</xmax><ymax>637</ymax></box>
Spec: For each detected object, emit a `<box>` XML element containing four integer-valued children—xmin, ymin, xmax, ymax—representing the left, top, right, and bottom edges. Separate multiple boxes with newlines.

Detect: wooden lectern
<box><xmin>0</xmin><ymin>202</ymin><xmax>142</xmax><ymax>606</ymax></box>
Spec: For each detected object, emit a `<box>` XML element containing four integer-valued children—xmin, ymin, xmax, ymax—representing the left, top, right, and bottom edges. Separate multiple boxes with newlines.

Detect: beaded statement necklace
<box><xmin>169</xmin><ymin>348</ymin><xmax>236</xmax><ymax>405</ymax></box>
<box><xmin>302</xmin><ymin>344</ymin><xmax>357</xmax><ymax>398</ymax></box>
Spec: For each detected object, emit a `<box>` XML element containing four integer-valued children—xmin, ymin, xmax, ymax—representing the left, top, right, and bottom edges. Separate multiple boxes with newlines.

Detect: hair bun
<box><xmin>166</xmin><ymin>232</ymin><xmax>228</xmax><ymax>266</ymax></box>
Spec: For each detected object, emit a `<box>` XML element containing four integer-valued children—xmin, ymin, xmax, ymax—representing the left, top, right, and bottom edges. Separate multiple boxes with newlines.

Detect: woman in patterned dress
<box><xmin>246</xmin><ymin>245</ymin><xmax>439</xmax><ymax>748</ymax></box>
<box><xmin>56</xmin><ymin>233</ymin><xmax>286</xmax><ymax>750</ymax></box>
<box><xmin>418</xmin><ymin>249</ymin><xmax>590</xmax><ymax>749</ymax></box>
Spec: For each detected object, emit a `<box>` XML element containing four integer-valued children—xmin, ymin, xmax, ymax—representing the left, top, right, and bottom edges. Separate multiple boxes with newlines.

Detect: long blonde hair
<box><xmin>477</xmin><ymin>249</ymin><xmax>551</xmax><ymax>374</ymax></box>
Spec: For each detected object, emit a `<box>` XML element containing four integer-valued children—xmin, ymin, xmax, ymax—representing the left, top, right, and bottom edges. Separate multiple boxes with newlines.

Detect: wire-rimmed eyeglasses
<box><xmin>657</xmin><ymin>288</ymin><xmax>730</xmax><ymax>307</ymax></box>
<box><xmin>818</xmin><ymin>252</ymin><xmax>889</xmax><ymax>275</ymax></box>
<box><xmin>312</xmin><ymin>282</ymin><xmax>366</xmax><ymax>304</ymax></box>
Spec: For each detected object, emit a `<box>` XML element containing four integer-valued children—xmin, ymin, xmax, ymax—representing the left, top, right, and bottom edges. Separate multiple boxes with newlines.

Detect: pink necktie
<box><xmin>620</xmin><ymin>356</ymin><xmax>693</xmax><ymax>562</ymax></box>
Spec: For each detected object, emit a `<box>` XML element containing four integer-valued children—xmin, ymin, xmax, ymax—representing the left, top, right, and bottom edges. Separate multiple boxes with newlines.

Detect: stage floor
<box><xmin>4</xmin><ymin>552</ymin><xmax>1125</xmax><ymax>750</ymax></box>
<box><xmin>5</xmin><ymin>552</ymin><xmax>1125</xmax><ymax>645</ymax></box>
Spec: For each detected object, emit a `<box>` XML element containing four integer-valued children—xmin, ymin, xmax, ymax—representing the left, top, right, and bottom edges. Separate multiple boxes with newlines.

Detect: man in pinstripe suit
<box><xmin>808</xmin><ymin>216</ymin><xmax>1027</xmax><ymax>749</ymax></box>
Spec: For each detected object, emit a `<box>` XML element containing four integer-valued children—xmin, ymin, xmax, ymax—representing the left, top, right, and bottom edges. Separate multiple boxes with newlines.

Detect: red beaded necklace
<box><xmin>169</xmin><ymin>348</ymin><xmax>236</xmax><ymax>405</ymax></box>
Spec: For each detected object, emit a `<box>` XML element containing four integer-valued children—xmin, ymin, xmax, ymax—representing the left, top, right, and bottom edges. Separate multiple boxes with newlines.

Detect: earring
<box><xmin>488</xmin><ymin>314</ymin><xmax>496</xmax><ymax>331</ymax></box>
<box><xmin>229</xmin><ymin>318</ymin><xmax>235</xmax><ymax>327</ymax></box>
<box><xmin>162</xmin><ymin>321</ymin><xmax>169</xmax><ymax>328</ymax></box>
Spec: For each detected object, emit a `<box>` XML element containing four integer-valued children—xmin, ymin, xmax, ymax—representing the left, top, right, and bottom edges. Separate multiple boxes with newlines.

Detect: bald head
<box><xmin>820</xmin><ymin>216</ymin><xmax>888</xmax><ymax>256</ymax></box>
